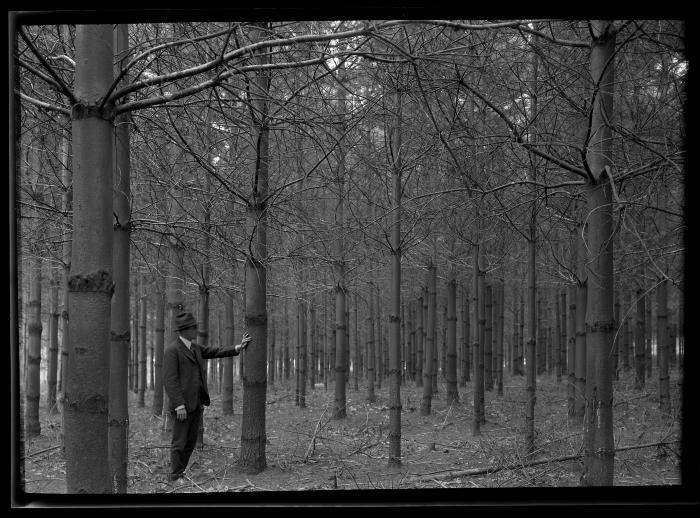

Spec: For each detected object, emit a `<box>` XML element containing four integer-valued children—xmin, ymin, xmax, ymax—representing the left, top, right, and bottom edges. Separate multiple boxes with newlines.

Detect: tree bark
<box><xmin>420</xmin><ymin>262</ymin><xmax>436</xmax><ymax>415</ymax></box>
<box><xmin>581</xmin><ymin>19</ymin><xmax>617</xmax><ymax>486</ymax></box>
<box><xmin>657</xmin><ymin>279</ymin><xmax>670</xmax><ymax>415</ymax></box>
<box><xmin>152</xmin><ymin>273</ymin><xmax>165</xmax><ymax>416</ymax></box>
<box><xmin>222</xmin><ymin>292</ymin><xmax>235</xmax><ymax>416</ymax></box>
<box><xmin>25</xmin><ymin>255</ymin><xmax>42</xmax><ymax>439</ymax></box>
<box><xmin>65</xmin><ymin>24</ymin><xmax>114</xmax><ymax>493</ymax></box>
<box><xmin>239</xmin><ymin>22</ymin><xmax>271</xmax><ymax>474</ymax></box>
<box><xmin>446</xmin><ymin>276</ymin><xmax>459</xmax><ymax>404</ymax></box>
<box><xmin>47</xmin><ymin>274</ymin><xmax>59</xmax><ymax>414</ymax></box>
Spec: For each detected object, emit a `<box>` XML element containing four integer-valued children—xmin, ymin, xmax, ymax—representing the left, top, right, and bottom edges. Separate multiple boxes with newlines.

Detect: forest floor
<box><xmin>22</xmin><ymin>367</ymin><xmax>683</xmax><ymax>498</ymax></box>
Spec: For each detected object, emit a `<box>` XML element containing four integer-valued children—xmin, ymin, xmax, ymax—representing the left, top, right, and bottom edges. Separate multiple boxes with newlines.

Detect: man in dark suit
<box><xmin>163</xmin><ymin>311</ymin><xmax>252</xmax><ymax>481</ymax></box>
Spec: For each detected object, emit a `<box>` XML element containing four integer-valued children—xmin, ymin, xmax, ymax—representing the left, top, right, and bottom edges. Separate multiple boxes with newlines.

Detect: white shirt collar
<box><xmin>179</xmin><ymin>335</ymin><xmax>192</xmax><ymax>350</ymax></box>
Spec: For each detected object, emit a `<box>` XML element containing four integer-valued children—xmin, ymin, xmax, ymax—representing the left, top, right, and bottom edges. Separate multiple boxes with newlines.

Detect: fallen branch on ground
<box><xmin>403</xmin><ymin>440</ymin><xmax>680</xmax><ymax>483</ymax></box>
<box><xmin>25</xmin><ymin>445</ymin><xmax>62</xmax><ymax>458</ymax></box>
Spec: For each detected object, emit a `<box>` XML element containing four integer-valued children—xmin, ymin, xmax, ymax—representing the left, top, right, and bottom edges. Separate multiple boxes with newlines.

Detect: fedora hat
<box><xmin>175</xmin><ymin>311</ymin><xmax>197</xmax><ymax>332</ymax></box>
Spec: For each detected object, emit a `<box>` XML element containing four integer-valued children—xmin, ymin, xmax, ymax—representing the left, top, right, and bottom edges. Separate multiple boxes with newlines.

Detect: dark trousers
<box><xmin>170</xmin><ymin>407</ymin><xmax>202</xmax><ymax>478</ymax></box>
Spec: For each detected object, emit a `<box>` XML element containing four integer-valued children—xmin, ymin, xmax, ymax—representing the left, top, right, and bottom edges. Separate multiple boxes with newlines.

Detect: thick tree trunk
<box><xmin>239</xmin><ymin>22</ymin><xmax>270</xmax><ymax>474</ymax></box>
<box><xmin>581</xmin><ymin>20</ymin><xmax>617</xmax><ymax>486</ymax></box>
<box><xmin>65</xmin><ymin>24</ymin><xmax>114</xmax><ymax>493</ymax></box>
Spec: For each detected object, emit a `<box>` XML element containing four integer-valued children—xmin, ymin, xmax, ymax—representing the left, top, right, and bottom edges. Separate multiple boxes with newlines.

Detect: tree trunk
<box><xmin>47</xmin><ymin>274</ymin><xmax>59</xmax><ymax>414</ymax></box>
<box><xmin>420</xmin><ymin>263</ymin><xmax>436</xmax><ymax>416</ymax></box>
<box><xmin>484</xmin><ymin>283</ymin><xmax>493</xmax><ymax>392</ymax></box>
<box><xmin>138</xmin><ymin>278</ymin><xmax>148</xmax><ymax>408</ymax></box>
<box><xmin>574</xmin><ymin>225</ymin><xmax>588</xmax><ymax>426</ymax></box>
<box><xmin>463</xmin><ymin>288</ymin><xmax>471</xmax><ymax>383</ymax></box>
<box><xmin>446</xmin><ymin>276</ymin><xmax>459</xmax><ymax>404</ymax></box>
<box><xmin>239</xmin><ymin>22</ymin><xmax>271</xmax><ymax>474</ymax></box>
<box><xmin>567</xmin><ymin>284</ymin><xmax>577</xmax><ymax>422</ymax></box>
<box><xmin>152</xmin><ymin>273</ymin><xmax>165</xmax><ymax>416</ymax></box>
<box><xmin>25</xmin><ymin>255</ymin><xmax>42</xmax><ymax>439</ymax></box>
<box><xmin>657</xmin><ymin>280</ymin><xmax>670</xmax><ymax>415</ymax></box>
<box><xmin>222</xmin><ymin>292</ymin><xmax>234</xmax><ymax>416</ymax></box>
<box><xmin>472</xmin><ymin>244</ymin><xmax>484</xmax><ymax>435</ymax></box>
<box><xmin>635</xmin><ymin>287</ymin><xmax>646</xmax><ymax>390</ymax></box>
<box><xmin>367</xmin><ymin>286</ymin><xmax>376</xmax><ymax>402</ymax></box>
<box><xmin>525</xmin><ymin>233</ymin><xmax>537</xmax><ymax>454</ymax></box>
<box><xmin>298</xmin><ymin>298</ymin><xmax>307</xmax><ymax>408</ymax></box>
<box><xmin>415</xmin><ymin>295</ymin><xmax>424</xmax><ymax>388</ymax></box>
<box><xmin>65</xmin><ymin>24</ymin><xmax>114</xmax><ymax>493</ymax></box>
<box><xmin>581</xmin><ymin>19</ymin><xmax>617</xmax><ymax>486</ymax></box>
<box><xmin>495</xmin><ymin>281</ymin><xmax>505</xmax><ymax>396</ymax></box>
<box><xmin>108</xmin><ymin>27</ymin><xmax>131</xmax><ymax>489</ymax></box>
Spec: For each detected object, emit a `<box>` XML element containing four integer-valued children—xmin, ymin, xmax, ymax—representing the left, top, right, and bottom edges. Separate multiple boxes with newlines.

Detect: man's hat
<box><xmin>175</xmin><ymin>312</ymin><xmax>197</xmax><ymax>332</ymax></box>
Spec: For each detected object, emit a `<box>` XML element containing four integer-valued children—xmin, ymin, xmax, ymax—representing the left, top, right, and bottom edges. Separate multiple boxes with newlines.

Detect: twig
<box><xmin>404</xmin><ymin>440</ymin><xmax>680</xmax><ymax>483</ymax></box>
<box><xmin>26</xmin><ymin>444</ymin><xmax>62</xmax><ymax>458</ymax></box>
<box><xmin>303</xmin><ymin>406</ymin><xmax>328</xmax><ymax>462</ymax></box>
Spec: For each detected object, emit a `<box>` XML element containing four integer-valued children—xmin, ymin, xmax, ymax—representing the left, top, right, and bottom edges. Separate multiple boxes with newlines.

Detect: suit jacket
<box><xmin>163</xmin><ymin>336</ymin><xmax>241</xmax><ymax>413</ymax></box>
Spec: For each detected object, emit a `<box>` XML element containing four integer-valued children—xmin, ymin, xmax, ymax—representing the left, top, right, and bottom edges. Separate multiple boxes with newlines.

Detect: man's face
<box><xmin>181</xmin><ymin>326</ymin><xmax>198</xmax><ymax>341</ymax></box>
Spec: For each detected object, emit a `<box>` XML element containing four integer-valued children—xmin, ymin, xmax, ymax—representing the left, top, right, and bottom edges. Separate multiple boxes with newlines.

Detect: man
<box><xmin>163</xmin><ymin>311</ymin><xmax>252</xmax><ymax>481</ymax></box>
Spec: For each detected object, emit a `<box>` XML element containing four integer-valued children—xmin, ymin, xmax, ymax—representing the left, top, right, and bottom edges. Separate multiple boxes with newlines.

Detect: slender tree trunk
<box><xmin>65</xmin><ymin>24</ymin><xmax>114</xmax><ymax>493</ymax></box>
<box><xmin>58</xmin><ymin>116</ymin><xmax>72</xmax><ymax>416</ymax></box>
<box><xmin>472</xmin><ymin>244</ymin><xmax>483</xmax><ymax>436</ymax></box>
<box><xmin>420</xmin><ymin>263</ymin><xmax>436</xmax><ymax>415</ymax></box>
<box><xmin>108</xmin><ymin>47</ymin><xmax>132</xmax><ymax>494</ymax></box>
<box><xmin>574</xmin><ymin>226</ymin><xmax>588</xmax><ymax>426</ymax></box>
<box><xmin>387</xmin><ymin>89</ymin><xmax>403</xmax><ymax>462</ymax></box>
<box><xmin>645</xmin><ymin>286</ymin><xmax>653</xmax><ymax>378</ymax></box>
<box><xmin>512</xmin><ymin>287</ymin><xmax>519</xmax><ymax>377</ymax></box>
<box><xmin>657</xmin><ymin>280</ymin><xmax>670</xmax><ymax>415</ymax></box>
<box><xmin>415</xmin><ymin>295</ymin><xmax>424</xmax><ymax>387</ymax></box>
<box><xmin>25</xmin><ymin>255</ymin><xmax>42</xmax><ymax>439</ymax></box>
<box><xmin>47</xmin><ymin>274</ymin><xmax>59</xmax><ymax>414</ymax></box>
<box><xmin>367</xmin><ymin>287</ymin><xmax>376</xmax><ymax>402</ymax></box>
<box><xmin>269</xmin><ymin>315</ymin><xmax>276</xmax><ymax>387</ymax></box>
<box><xmin>152</xmin><ymin>273</ymin><xmax>165</xmax><ymax>416</ymax></box>
<box><xmin>567</xmin><ymin>284</ymin><xmax>577</xmax><ymax>422</ymax></box>
<box><xmin>484</xmin><ymin>283</ymin><xmax>493</xmax><ymax>392</ymax></box>
<box><xmin>222</xmin><ymin>292</ymin><xmax>234</xmax><ymax>416</ymax></box>
<box><xmin>463</xmin><ymin>288</ymin><xmax>471</xmax><ymax>383</ymax></box>
<box><xmin>298</xmin><ymin>298</ymin><xmax>307</xmax><ymax>408</ymax></box>
<box><xmin>555</xmin><ymin>290</ymin><xmax>563</xmax><ymax>383</ymax></box>
<box><xmin>138</xmin><ymin>277</ymin><xmax>148</xmax><ymax>408</ymax></box>
<box><xmin>613</xmin><ymin>292</ymin><xmax>620</xmax><ymax>380</ymax></box>
<box><xmin>108</xmin><ymin>94</ymin><xmax>130</xmax><ymax>491</ymax></box>
<box><xmin>622</xmin><ymin>291</ymin><xmax>632</xmax><ymax>372</ymax></box>
<box><xmin>525</xmin><ymin>233</ymin><xmax>537</xmax><ymax>454</ymax></box>
<box><xmin>446</xmin><ymin>276</ymin><xmax>459</xmax><ymax>404</ymax></box>
<box><xmin>634</xmin><ymin>287</ymin><xmax>646</xmax><ymax>390</ymax></box>
<box><xmin>496</xmin><ymin>281</ymin><xmax>504</xmax><ymax>396</ymax></box>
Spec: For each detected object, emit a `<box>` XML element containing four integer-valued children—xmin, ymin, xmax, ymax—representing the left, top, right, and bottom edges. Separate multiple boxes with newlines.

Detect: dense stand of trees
<box><xmin>13</xmin><ymin>17</ymin><xmax>684</xmax><ymax>492</ymax></box>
